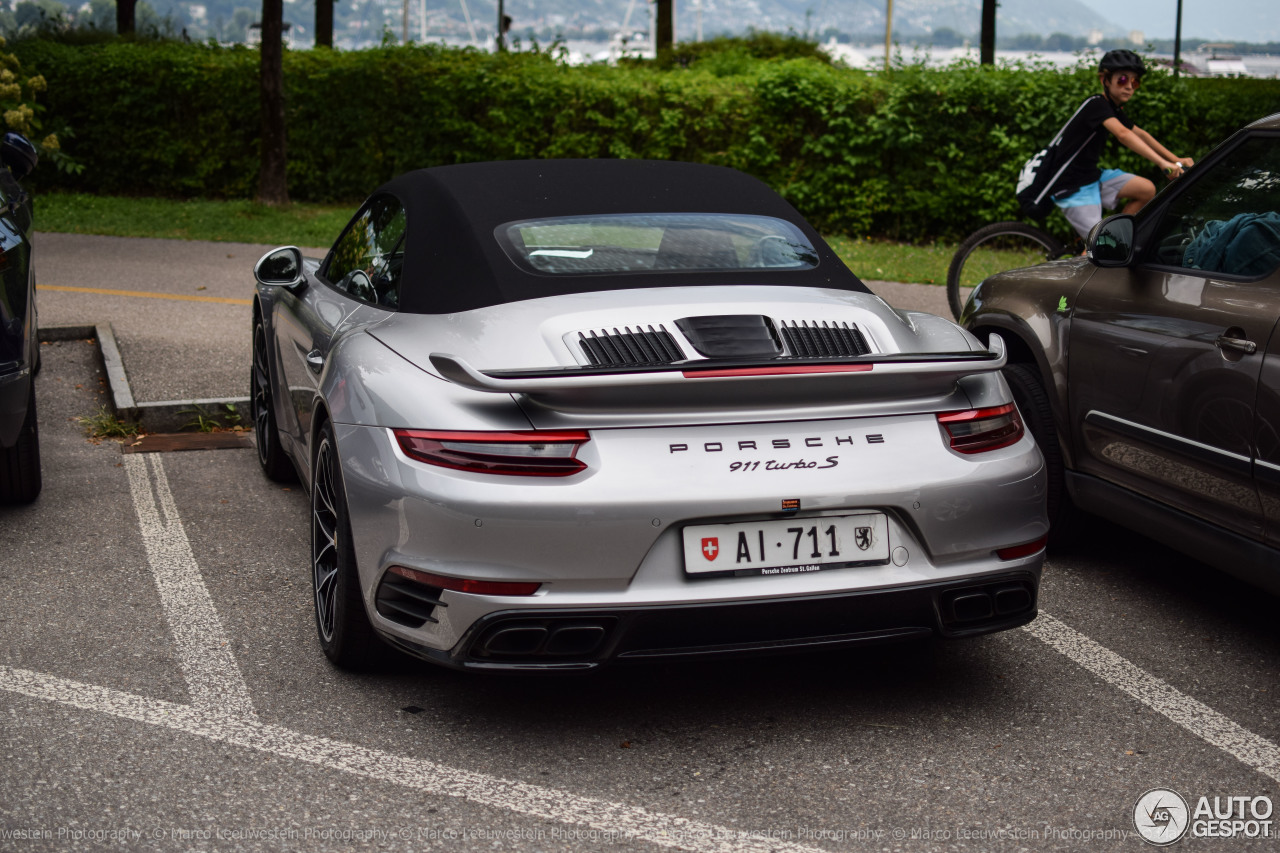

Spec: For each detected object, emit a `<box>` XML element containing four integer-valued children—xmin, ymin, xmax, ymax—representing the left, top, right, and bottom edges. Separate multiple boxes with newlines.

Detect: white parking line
<box><xmin>0</xmin><ymin>665</ymin><xmax>826</xmax><ymax>853</ymax></box>
<box><xmin>1024</xmin><ymin>613</ymin><xmax>1280</xmax><ymax>784</ymax></box>
<box><xmin>123</xmin><ymin>454</ymin><xmax>256</xmax><ymax>718</ymax></box>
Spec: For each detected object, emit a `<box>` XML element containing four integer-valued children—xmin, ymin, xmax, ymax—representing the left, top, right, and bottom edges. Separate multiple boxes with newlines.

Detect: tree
<box><xmin>117</xmin><ymin>0</ymin><xmax>136</xmax><ymax>34</ymax></box>
<box><xmin>84</xmin><ymin>0</ymin><xmax>115</xmax><ymax>31</ymax></box>
<box><xmin>316</xmin><ymin>0</ymin><xmax>333</xmax><ymax>48</ymax></box>
<box><xmin>1007</xmin><ymin>33</ymin><xmax>1044</xmax><ymax>50</ymax></box>
<box><xmin>1043</xmin><ymin>32</ymin><xmax>1078</xmax><ymax>51</ymax></box>
<box><xmin>929</xmin><ymin>27</ymin><xmax>964</xmax><ymax>48</ymax></box>
<box><xmin>15</xmin><ymin>0</ymin><xmax>71</xmax><ymax>32</ymax></box>
<box><xmin>258</xmin><ymin>0</ymin><xmax>288</xmax><ymax>205</ymax></box>
<box><xmin>656</xmin><ymin>0</ymin><xmax>672</xmax><ymax>52</ymax></box>
<box><xmin>979</xmin><ymin>0</ymin><xmax>995</xmax><ymax>64</ymax></box>
<box><xmin>233</xmin><ymin>7</ymin><xmax>256</xmax><ymax>41</ymax></box>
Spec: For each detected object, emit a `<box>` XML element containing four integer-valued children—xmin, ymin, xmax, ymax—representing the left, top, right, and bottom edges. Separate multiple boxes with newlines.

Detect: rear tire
<box><xmin>947</xmin><ymin>223</ymin><xmax>1066</xmax><ymax>320</ymax></box>
<box><xmin>251</xmin><ymin>317</ymin><xmax>295</xmax><ymax>482</ymax></box>
<box><xmin>0</xmin><ymin>382</ymin><xmax>41</xmax><ymax>505</ymax></box>
<box><xmin>1003</xmin><ymin>361</ymin><xmax>1075</xmax><ymax>547</ymax></box>
<box><xmin>311</xmin><ymin>420</ymin><xmax>382</xmax><ymax>669</ymax></box>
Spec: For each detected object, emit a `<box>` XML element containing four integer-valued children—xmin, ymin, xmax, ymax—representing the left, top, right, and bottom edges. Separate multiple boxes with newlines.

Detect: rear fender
<box><xmin>320</xmin><ymin>331</ymin><xmax>535</xmax><ymax>432</ymax></box>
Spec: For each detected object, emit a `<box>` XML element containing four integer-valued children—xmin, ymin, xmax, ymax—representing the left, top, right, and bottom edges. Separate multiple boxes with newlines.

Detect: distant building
<box><xmin>1192</xmin><ymin>43</ymin><xmax>1250</xmax><ymax>76</ymax></box>
<box><xmin>247</xmin><ymin>21</ymin><xmax>297</xmax><ymax>48</ymax></box>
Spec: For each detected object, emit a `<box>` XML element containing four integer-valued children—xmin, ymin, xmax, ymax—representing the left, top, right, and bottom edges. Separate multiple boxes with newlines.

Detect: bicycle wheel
<box><xmin>946</xmin><ymin>222</ymin><xmax>1067</xmax><ymax>320</ymax></box>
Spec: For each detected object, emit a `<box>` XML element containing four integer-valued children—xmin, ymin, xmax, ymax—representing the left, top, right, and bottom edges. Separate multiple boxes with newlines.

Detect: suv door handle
<box><xmin>1216</xmin><ymin>335</ymin><xmax>1257</xmax><ymax>355</ymax></box>
<box><xmin>306</xmin><ymin>350</ymin><xmax>326</xmax><ymax>372</ymax></box>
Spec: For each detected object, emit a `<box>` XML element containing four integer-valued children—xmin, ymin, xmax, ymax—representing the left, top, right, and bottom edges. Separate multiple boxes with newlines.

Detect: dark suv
<box><xmin>963</xmin><ymin>112</ymin><xmax>1280</xmax><ymax>591</ymax></box>
<box><xmin>0</xmin><ymin>132</ymin><xmax>40</xmax><ymax>504</ymax></box>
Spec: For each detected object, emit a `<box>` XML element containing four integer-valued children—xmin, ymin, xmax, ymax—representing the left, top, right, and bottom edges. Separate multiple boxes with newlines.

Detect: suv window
<box><xmin>1149</xmin><ymin>136</ymin><xmax>1280</xmax><ymax>277</ymax></box>
<box><xmin>325</xmin><ymin>196</ymin><xmax>407</xmax><ymax>308</ymax></box>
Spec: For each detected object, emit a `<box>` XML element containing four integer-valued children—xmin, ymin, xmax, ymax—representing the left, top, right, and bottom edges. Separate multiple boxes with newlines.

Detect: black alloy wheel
<box><xmin>251</xmin><ymin>318</ymin><xmax>295</xmax><ymax>482</ymax></box>
<box><xmin>311</xmin><ymin>420</ymin><xmax>380</xmax><ymax>668</ymax></box>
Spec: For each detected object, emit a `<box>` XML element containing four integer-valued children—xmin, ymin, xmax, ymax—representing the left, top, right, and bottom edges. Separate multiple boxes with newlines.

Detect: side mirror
<box><xmin>1087</xmin><ymin>215</ymin><xmax>1135</xmax><ymax>267</ymax></box>
<box><xmin>254</xmin><ymin>246</ymin><xmax>304</xmax><ymax>286</ymax></box>
<box><xmin>0</xmin><ymin>132</ymin><xmax>38</xmax><ymax>180</ymax></box>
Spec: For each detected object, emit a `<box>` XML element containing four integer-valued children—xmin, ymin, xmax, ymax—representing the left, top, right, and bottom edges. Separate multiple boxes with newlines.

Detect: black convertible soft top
<box><xmin>371</xmin><ymin>159</ymin><xmax>869</xmax><ymax>315</ymax></box>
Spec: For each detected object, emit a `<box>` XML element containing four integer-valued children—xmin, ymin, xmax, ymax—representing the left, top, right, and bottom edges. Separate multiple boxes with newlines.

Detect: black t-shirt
<box><xmin>1054</xmin><ymin>93</ymin><xmax>1135</xmax><ymax>193</ymax></box>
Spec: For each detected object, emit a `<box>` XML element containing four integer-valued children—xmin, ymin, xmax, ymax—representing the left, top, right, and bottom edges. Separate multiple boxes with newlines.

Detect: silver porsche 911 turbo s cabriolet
<box><xmin>251</xmin><ymin>159</ymin><xmax>1047</xmax><ymax>672</ymax></box>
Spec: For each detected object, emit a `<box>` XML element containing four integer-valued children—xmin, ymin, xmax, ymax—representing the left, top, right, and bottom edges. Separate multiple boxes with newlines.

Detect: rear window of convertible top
<box><xmin>496</xmin><ymin>213</ymin><xmax>820</xmax><ymax>276</ymax></box>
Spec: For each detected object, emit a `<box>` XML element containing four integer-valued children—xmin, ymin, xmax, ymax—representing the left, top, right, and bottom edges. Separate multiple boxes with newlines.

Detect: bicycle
<box><xmin>945</xmin><ymin>221</ymin><xmax>1075</xmax><ymax>320</ymax></box>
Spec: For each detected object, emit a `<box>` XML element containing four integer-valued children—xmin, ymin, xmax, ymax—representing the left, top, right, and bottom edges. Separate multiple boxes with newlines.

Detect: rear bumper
<box><xmin>335</xmin><ymin>414</ymin><xmax>1046</xmax><ymax>667</ymax></box>
<box><xmin>381</xmin><ymin>571</ymin><xmax>1039</xmax><ymax>671</ymax></box>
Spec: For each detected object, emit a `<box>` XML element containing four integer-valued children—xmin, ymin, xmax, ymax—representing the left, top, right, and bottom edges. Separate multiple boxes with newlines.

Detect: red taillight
<box><xmin>393</xmin><ymin>429</ymin><xmax>590</xmax><ymax>477</ymax></box>
<box><xmin>937</xmin><ymin>403</ymin><xmax>1024</xmax><ymax>454</ymax></box>
<box><xmin>996</xmin><ymin>535</ymin><xmax>1048</xmax><ymax>561</ymax></box>
<box><xmin>389</xmin><ymin>565</ymin><xmax>541</xmax><ymax>596</ymax></box>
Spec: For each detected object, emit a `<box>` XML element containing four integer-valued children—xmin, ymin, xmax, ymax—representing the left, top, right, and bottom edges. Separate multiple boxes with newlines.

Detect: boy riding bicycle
<box><xmin>1036</xmin><ymin>50</ymin><xmax>1195</xmax><ymax>239</ymax></box>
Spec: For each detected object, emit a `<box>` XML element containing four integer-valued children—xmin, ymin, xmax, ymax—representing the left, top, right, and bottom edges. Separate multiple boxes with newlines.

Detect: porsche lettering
<box><xmin>669</xmin><ymin>435</ymin><xmax>876</xmax><ymax>454</ymax></box>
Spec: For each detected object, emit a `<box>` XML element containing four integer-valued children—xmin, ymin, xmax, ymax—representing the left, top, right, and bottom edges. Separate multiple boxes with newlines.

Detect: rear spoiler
<box><xmin>428</xmin><ymin>336</ymin><xmax>1006</xmax><ymax>410</ymax></box>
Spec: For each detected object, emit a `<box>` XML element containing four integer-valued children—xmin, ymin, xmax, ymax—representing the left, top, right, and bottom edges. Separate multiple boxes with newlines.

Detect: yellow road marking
<box><xmin>37</xmin><ymin>284</ymin><xmax>253</xmax><ymax>306</ymax></box>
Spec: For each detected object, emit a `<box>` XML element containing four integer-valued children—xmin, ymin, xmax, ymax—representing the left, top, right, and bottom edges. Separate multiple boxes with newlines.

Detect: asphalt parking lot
<box><xmin>2</xmin><ymin>234</ymin><xmax>1278</xmax><ymax>851</ymax></box>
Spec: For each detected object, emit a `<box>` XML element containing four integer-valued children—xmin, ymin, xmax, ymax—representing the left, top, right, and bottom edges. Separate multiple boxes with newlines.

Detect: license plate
<box><xmin>682</xmin><ymin>513</ymin><xmax>889</xmax><ymax>577</ymax></box>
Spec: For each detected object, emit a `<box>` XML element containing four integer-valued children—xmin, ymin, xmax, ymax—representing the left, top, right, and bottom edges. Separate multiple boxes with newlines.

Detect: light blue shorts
<box><xmin>1054</xmin><ymin>169</ymin><xmax>1135</xmax><ymax>239</ymax></box>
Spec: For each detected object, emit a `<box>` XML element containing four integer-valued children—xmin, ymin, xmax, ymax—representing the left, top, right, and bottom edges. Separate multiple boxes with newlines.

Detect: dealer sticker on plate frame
<box><xmin>682</xmin><ymin>512</ymin><xmax>889</xmax><ymax>577</ymax></box>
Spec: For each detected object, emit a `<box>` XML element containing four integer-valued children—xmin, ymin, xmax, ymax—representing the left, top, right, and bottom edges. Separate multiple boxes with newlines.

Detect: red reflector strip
<box><xmin>393</xmin><ymin>429</ymin><xmax>589</xmax><ymax>477</ymax></box>
<box><xmin>389</xmin><ymin>565</ymin><xmax>541</xmax><ymax>596</ymax></box>
<box><xmin>996</xmin><ymin>536</ymin><xmax>1048</xmax><ymax>561</ymax></box>
<box><xmin>404</xmin><ymin>429</ymin><xmax>590</xmax><ymax>444</ymax></box>
<box><xmin>682</xmin><ymin>364</ymin><xmax>874</xmax><ymax>378</ymax></box>
<box><xmin>936</xmin><ymin>403</ymin><xmax>1016</xmax><ymax>426</ymax></box>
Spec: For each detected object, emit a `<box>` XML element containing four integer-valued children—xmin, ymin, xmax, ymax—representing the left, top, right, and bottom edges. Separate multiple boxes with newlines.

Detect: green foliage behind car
<box><xmin>12</xmin><ymin>37</ymin><xmax>1280</xmax><ymax>241</ymax></box>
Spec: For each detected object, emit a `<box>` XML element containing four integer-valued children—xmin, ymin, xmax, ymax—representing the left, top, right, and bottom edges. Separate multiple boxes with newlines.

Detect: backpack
<box><xmin>1015</xmin><ymin>100</ymin><xmax>1099</xmax><ymax>220</ymax></box>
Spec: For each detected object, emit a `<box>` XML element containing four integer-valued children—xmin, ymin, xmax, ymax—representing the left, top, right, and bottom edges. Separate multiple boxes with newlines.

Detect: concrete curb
<box><xmin>39</xmin><ymin>323</ymin><xmax>249</xmax><ymax>433</ymax></box>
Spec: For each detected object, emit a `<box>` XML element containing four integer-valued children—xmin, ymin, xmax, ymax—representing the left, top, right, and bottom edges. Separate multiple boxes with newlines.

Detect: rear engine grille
<box><xmin>779</xmin><ymin>321</ymin><xmax>871</xmax><ymax>358</ymax></box>
<box><xmin>375</xmin><ymin>575</ymin><xmax>444</xmax><ymax>629</ymax></box>
<box><xmin>578</xmin><ymin>326</ymin><xmax>684</xmax><ymax>366</ymax></box>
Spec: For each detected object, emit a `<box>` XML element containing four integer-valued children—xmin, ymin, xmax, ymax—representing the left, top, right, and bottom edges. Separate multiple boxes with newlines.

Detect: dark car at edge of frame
<box><xmin>962</xmin><ymin>112</ymin><xmax>1280</xmax><ymax>589</ymax></box>
<box><xmin>0</xmin><ymin>132</ymin><xmax>40</xmax><ymax>506</ymax></box>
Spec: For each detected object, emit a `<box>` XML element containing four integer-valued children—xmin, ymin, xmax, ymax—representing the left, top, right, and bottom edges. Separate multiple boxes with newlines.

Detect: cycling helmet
<box><xmin>1099</xmin><ymin>49</ymin><xmax>1145</xmax><ymax>75</ymax></box>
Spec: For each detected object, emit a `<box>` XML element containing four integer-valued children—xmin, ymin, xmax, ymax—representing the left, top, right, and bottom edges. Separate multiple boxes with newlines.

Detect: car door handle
<box><xmin>1215</xmin><ymin>335</ymin><xmax>1257</xmax><ymax>355</ymax></box>
<box><xmin>306</xmin><ymin>350</ymin><xmax>326</xmax><ymax>372</ymax></box>
<box><xmin>1117</xmin><ymin>345</ymin><xmax>1148</xmax><ymax>357</ymax></box>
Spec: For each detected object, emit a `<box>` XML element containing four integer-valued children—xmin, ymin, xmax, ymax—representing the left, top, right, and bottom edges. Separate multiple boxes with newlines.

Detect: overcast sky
<box><xmin>1071</xmin><ymin>0</ymin><xmax>1277</xmax><ymax>43</ymax></box>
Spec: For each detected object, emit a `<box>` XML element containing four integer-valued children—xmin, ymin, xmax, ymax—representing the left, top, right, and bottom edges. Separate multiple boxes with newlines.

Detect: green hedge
<box><xmin>13</xmin><ymin>39</ymin><xmax>1280</xmax><ymax>240</ymax></box>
